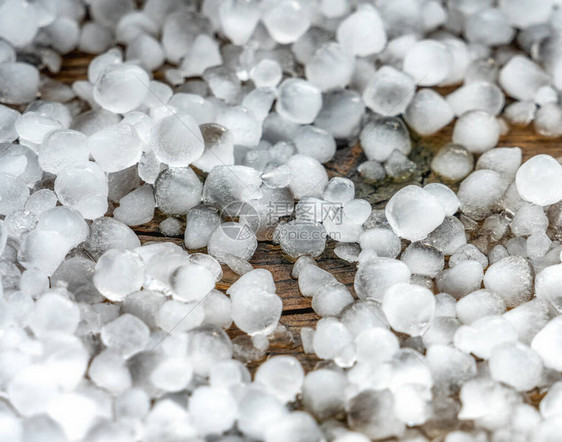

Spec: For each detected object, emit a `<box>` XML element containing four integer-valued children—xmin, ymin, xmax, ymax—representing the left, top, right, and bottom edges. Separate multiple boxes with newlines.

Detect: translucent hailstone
<box><xmin>0</xmin><ymin>62</ymin><xmax>40</xmax><ymax>105</ymax></box>
<box><xmin>54</xmin><ymin>162</ymin><xmax>108</xmax><ymax>220</ymax></box>
<box><xmin>38</xmin><ymin>129</ymin><xmax>89</xmax><ymax>174</ymax></box>
<box><xmin>382</xmin><ymin>282</ymin><xmax>435</xmax><ymax>336</ymax></box>
<box><xmin>423</xmin><ymin>183</ymin><xmax>459</xmax><ymax>216</ymax></box>
<box><xmin>483</xmin><ymin>256</ymin><xmax>533</xmax><ymax>308</ymax></box>
<box><xmin>489</xmin><ymin>342</ymin><xmax>543</xmax><ymax>391</ymax></box>
<box><xmin>208</xmin><ymin>222</ymin><xmax>258</xmax><ymax>263</ymax></box>
<box><xmin>0</xmin><ymin>173</ymin><xmax>29</xmax><ymax>215</ymax></box>
<box><xmin>315</xmin><ymin>89</ymin><xmax>365</xmax><ymax>139</ymax></box>
<box><xmin>149</xmin><ymin>114</ymin><xmax>204</xmax><ymax>167</ymax></box>
<box><xmin>286</xmin><ymin>154</ymin><xmax>328</xmax><ymax>199</ymax></box>
<box><xmin>237</xmin><ymin>387</ymin><xmax>288</xmax><ymax>439</ymax></box>
<box><xmin>305</xmin><ymin>42</ymin><xmax>354</xmax><ymax>91</ymax></box>
<box><xmin>215</xmin><ymin>105</ymin><xmax>262</xmax><ymax>146</ymax></box>
<box><xmin>101</xmin><ymin>313</ymin><xmax>149</xmax><ymax>358</ymax></box>
<box><xmin>229</xmin><ymin>290</ymin><xmax>281</xmax><ymax>335</ymax></box>
<box><xmin>262</xmin><ymin>0</ymin><xmax>310</xmax><ymax>44</ymax></box>
<box><xmin>250</xmin><ymin>59</ymin><xmax>282</xmax><ymax>88</ymax></box>
<box><xmin>499</xmin><ymin>0</ymin><xmax>554</xmax><ymax>29</ymax></box>
<box><xmin>385</xmin><ymin>185</ymin><xmax>445</xmax><ymax>241</ymax></box>
<box><xmin>457</xmin><ymin>169</ymin><xmax>508</xmax><ymax>220</ymax></box>
<box><xmin>276</xmin><ymin>79</ymin><xmax>322</xmax><ymax>125</ymax></box>
<box><xmin>516</xmin><ymin>155</ymin><xmax>562</xmax><ymax>206</ymax></box>
<box><xmin>532</xmin><ymin>316</ymin><xmax>562</xmax><ymax>371</ymax></box>
<box><xmin>454</xmin><ymin>315</ymin><xmax>518</xmax><ymax>359</ymax></box>
<box><xmin>354</xmin><ymin>258</ymin><xmax>411</xmax><ymax>301</ymax></box>
<box><xmin>534</xmin><ymin>103</ymin><xmax>562</xmax><ymax>138</ymax></box>
<box><xmin>446</xmin><ymin>81</ymin><xmax>505</xmax><ymax>116</ymax></box>
<box><xmin>401</xmin><ymin>242</ymin><xmax>444</xmax><ymax>278</ymax></box>
<box><xmin>465</xmin><ymin>9</ymin><xmax>514</xmax><ymax>46</ymax></box>
<box><xmin>156</xmin><ymin>299</ymin><xmax>205</xmax><ymax>334</ymax></box>
<box><xmin>188</xmin><ymin>386</ymin><xmax>238</xmax><ymax>435</ymax></box>
<box><xmin>88</xmin><ymin>349</ymin><xmax>131</xmax><ymax>395</ymax></box>
<box><xmin>431</xmin><ymin>143</ymin><xmax>474</xmax><ymax>182</ymax></box>
<box><xmin>88</xmin><ymin>123</ymin><xmax>142</xmax><ymax>173</ymax></box>
<box><xmin>218</xmin><ymin>0</ymin><xmax>261</xmax><ymax>45</ymax></box>
<box><xmin>403</xmin><ymin>40</ymin><xmax>453</xmax><ymax>86</ymax></box>
<box><xmin>93</xmin><ymin>63</ymin><xmax>149</xmax><ymax>113</ymax></box>
<box><xmin>192</xmin><ymin>123</ymin><xmax>234</xmax><ymax>173</ymax></box>
<box><xmin>536</xmin><ymin>264</ymin><xmax>562</xmax><ymax>311</ymax></box>
<box><xmin>504</xmin><ymin>100</ymin><xmax>536</xmax><ymax>126</ymax></box>
<box><xmin>363</xmin><ymin>66</ymin><xmax>415</xmax><ymax>116</ymax></box>
<box><xmin>336</xmin><ymin>4</ymin><xmax>387</xmax><ymax>56</ymax></box>
<box><xmin>0</xmin><ymin>104</ymin><xmax>20</xmax><ymax>143</ymax></box>
<box><xmin>275</xmin><ymin>221</ymin><xmax>326</xmax><ymax>259</ymax></box>
<box><xmin>18</xmin><ymin>230</ymin><xmax>71</xmax><ymax>276</ymax></box>
<box><xmin>499</xmin><ymin>55</ymin><xmax>550</xmax><ymax>101</ymax></box>
<box><xmin>476</xmin><ymin>147</ymin><xmax>522</xmax><ymax>181</ymax></box>
<box><xmin>93</xmin><ymin>249</ymin><xmax>145</xmax><ymax>301</ymax></box>
<box><xmin>456</xmin><ymin>290</ymin><xmax>506</xmax><ymax>324</ymax></box>
<box><xmin>0</xmin><ymin>0</ymin><xmax>38</xmax><ymax>48</ymax></box>
<box><xmin>359</xmin><ymin>228</ymin><xmax>401</xmax><ymax>259</ymax></box>
<box><xmin>264</xmin><ymin>411</ymin><xmax>323</xmax><ymax>442</ymax></box>
<box><xmin>449</xmin><ymin>244</ymin><xmax>488</xmax><ymax>269</ymax></box>
<box><xmin>28</xmin><ymin>292</ymin><xmax>80</xmax><ymax>337</ymax></box>
<box><xmin>255</xmin><ymin>356</ymin><xmax>304</xmax><ymax>403</ymax></box>
<box><xmin>154</xmin><ymin>167</ymin><xmax>203</xmax><ymax>216</ymax></box>
<box><xmin>436</xmin><ymin>260</ymin><xmax>483</xmax><ymax>299</ymax></box>
<box><xmin>85</xmin><ymin>217</ymin><xmax>140</xmax><ymax>260</ymax></box>
<box><xmin>347</xmin><ymin>390</ymin><xmax>405</xmax><ymax>440</ymax></box>
<box><xmin>302</xmin><ymin>369</ymin><xmax>347</xmax><ymax>420</ymax></box>
<box><xmin>452</xmin><ymin>111</ymin><xmax>500</xmax><ymax>154</ymax></box>
<box><xmin>293</xmin><ymin>125</ymin><xmax>336</xmax><ymax>164</ymax></box>
<box><xmin>179</xmin><ymin>34</ymin><xmax>221</xmax><ymax>78</ymax></box>
<box><xmin>313</xmin><ymin>317</ymin><xmax>354</xmax><ymax>366</ymax></box>
<box><xmin>360</xmin><ymin>117</ymin><xmax>411</xmax><ymax>162</ymax></box>
<box><xmin>404</xmin><ymin>88</ymin><xmax>454</xmax><ymax>136</ymax></box>
<box><xmin>170</xmin><ymin>262</ymin><xmax>215</xmax><ymax>302</ymax></box>
<box><xmin>113</xmin><ymin>185</ymin><xmax>155</xmax><ymax>226</ymax></box>
<box><xmin>540</xmin><ymin>382</ymin><xmax>562</xmax><ymax>419</ymax></box>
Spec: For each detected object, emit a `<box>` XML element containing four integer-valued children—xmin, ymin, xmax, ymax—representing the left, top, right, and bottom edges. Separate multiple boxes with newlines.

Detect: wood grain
<box><xmin>51</xmin><ymin>52</ymin><xmax>562</xmax><ymax>377</ymax></box>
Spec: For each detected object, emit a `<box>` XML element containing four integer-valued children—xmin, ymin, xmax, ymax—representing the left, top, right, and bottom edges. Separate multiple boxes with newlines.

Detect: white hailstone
<box><xmin>404</xmin><ymin>88</ymin><xmax>454</xmax><ymax>136</ymax></box>
<box><xmin>532</xmin><ymin>316</ymin><xmax>562</xmax><ymax>371</ymax></box>
<box><xmin>208</xmin><ymin>222</ymin><xmax>258</xmax><ymax>263</ymax></box>
<box><xmin>237</xmin><ymin>387</ymin><xmax>288</xmax><ymax>440</ymax></box>
<box><xmin>401</xmin><ymin>242</ymin><xmax>444</xmax><ymax>278</ymax></box>
<box><xmin>452</xmin><ymin>111</ymin><xmax>500</xmax><ymax>154</ymax></box>
<box><xmin>323</xmin><ymin>177</ymin><xmax>354</xmax><ymax>204</ymax></box>
<box><xmin>93</xmin><ymin>64</ymin><xmax>149</xmax><ymax>114</ymax></box>
<box><xmin>540</xmin><ymin>382</ymin><xmax>562</xmax><ymax>419</ymax></box>
<box><xmin>483</xmin><ymin>256</ymin><xmax>533</xmax><ymax>308</ymax></box>
<box><xmin>276</xmin><ymin>79</ymin><xmax>322</xmax><ymax>125</ymax></box>
<box><xmin>125</xmin><ymin>33</ymin><xmax>164</xmax><ymax>71</ymax></box>
<box><xmin>255</xmin><ymin>356</ymin><xmax>304</xmax><ymax>403</ymax></box>
<box><xmin>36</xmin><ymin>206</ymin><xmax>88</xmax><ymax>250</ymax></box>
<box><xmin>156</xmin><ymin>300</ymin><xmax>205</xmax><ymax>334</ymax></box>
<box><xmin>0</xmin><ymin>104</ymin><xmax>20</xmax><ymax>142</ymax></box>
<box><xmin>93</xmin><ymin>249</ymin><xmax>145</xmax><ymax>301</ymax></box>
<box><xmin>39</xmin><ymin>129</ymin><xmax>89</xmax><ymax>174</ymax></box>
<box><xmin>499</xmin><ymin>0</ymin><xmax>554</xmax><ymax>29</ymax></box>
<box><xmin>229</xmin><ymin>285</ymin><xmax>282</xmax><ymax>335</ymax></box>
<box><xmin>250</xmin><ymin>59</ymin><xmax>282</xmax><ymax>88</ymax></box>
<box><xmin>363</xmin><ymin>66</ymin><xmax>416</xmax><ymax>116</ymax></box>
<box><xmin>354</xmin><ymin>258</ymin><xmax>411</xmax><ymax>301</ymax></box>
<box><xmin>403</xmin><ymin>40</ymin><xmax>453</xmax><ymax>86</ymax></box>
<box><xmin>262</xmin><ymin>0</ymin><xmax>310</xmax><ymax>44</ymax></box>
<box><xmin>382</xmin><ymin>282</ymin><xmax>435</xmax><ymax>336</ymax></box>
<box><xmin>454</xmin><ymin>316</ymin><xmax>518</xmax><ymax>359</ymax></box>
<box><xmin>154</xmin><ymin>167</ymin><xmax>203</xmax><ymax>217</ymax></box>
<box><xmin>171</xmin><ymin>262</ymin><xmax>215</xmax><ymax>302</ymax></box>
<box><xmin>45</xmin><ymin>393</ymin><xmax>99</xmax><ymax>440</ymax></box>
<box><xmin>312</xmin><ymin>282</ymin><xmax>354</xmax><ymax>317</ymax></box>
<box><xmin>303</xmin><ymin>369</ymin><xmax>347</xmax><ymax>419</ymax></box>
<box><xmin>0</xmin><ymin>173</ymin><xmax>28</xmax><ymax>215</ymax></box>
<box><xmin>149</xmin><ymin>114</ymin><xmax>204</xmax><ymax>167</ymax></box>
<box><xmin>426</xmin><ymin>345</ymin><xmax>476</xmax><ymax>394</ymax></box>
<box><xmin>286</xmin><ymin>154</ymin><xmax>328</xmax><ymax>199</ymax></box>
<box><xmin>0</xmin><ymin>62</ymin><xmax>40</xmax><ymax>105</ymax></box>
<box><xmin>504</xmin><ymin>100</ymin><xmax>536</xmax><ymax>126</ymax></box>
<box><xmin>80</xmin><ymin>21</ymin><xmax>113</xmax><ymax>53</ymax></box>
<box><xmin>28</xmin><ymin>292</ymin><xmax>80</xmax><ymax>337</ymax></box>
<box><xmin>54</xmin><ymin>162</ymin><xmax>108</xmax><ymax>220</ymax></box>
<box><xmin>536</xmin><ymin>264</ymin><xmax>562</xmax><ymax>311</ymax></box>
<box><xmin>0</xmin><ymin>0</ymin><xmax>38</xmax><ymax>48</ymax></box>
<box><xmin>436</xmin><ymin>260</ymin><xmax>483</xmax><ymax>299</ymax></box>
<box><xmin>347</xmin><ymin>390</ymin><xmax>405</xmax><ymax>440</ymax></box>
<box><xmin>218</xmin><ymin>0</ymin><xmax>261</xmax><ymax>45</ymax></box>
<box><xmin>18</xmin><ymin>230</ymin><xmax>71</xmax><ymax>276</ymax></box>
<box><xmin>423</xmin><ymin>316</ymin><xmax>461</xmax><ymax>347</ymax></box>
<box><xmin>355</xmin><ymin>327</ymin><xmax>399</xmax><ymax>364</ymax></box>
<box><xmin>360</xmin><ymin>117</ymin><xmax>411</xmax><ymax>162</ymax></box>
<box><xmin>456</xmin><ymin>290</ymin><xmax>506</xmax><ymax>324</ymax></box>
<box><xmin>202</xmin><ymin>290</ymin><xmax>232</xmax><ymax>329</ymax></box>
<box><xmin>88</xmin><ymin>349</ymin><xmax>132</xmax><ymax>395</ymax></box>
<box><xmin>336</xmin><ymin>4</ymin><xmax>386</xmax><ymax>56</ymax></box>
<box><xmin>150</xmin><ymin>357</ymin><xmax>193</xmax><ymax>392</ymax></box>
<box><xmin>313</xmin><ymin>318</ymin><xmax>354</xmax><ymax>366</ymax></box>
<box><xmin>534</xmin><ymin>103</ymin><xmax>562</xmax><ymax>138</ymax></box>
<box><xmin>88</xmin><ymin>123</ymin><xmax>142</xmax><ymax>173</ymax></box>
<box><xmin>293</xmin><ymin>125</ymin><xmax>336</xmax><ymax>164</ymax></box>
<box><xmin>516</xmin><ymin>155</ymin><xmax>562</xmax><ymax>206</ymax></box>
<box><xmin>113</xmin><ymin>185</ymin><xmax>155</xmax><ymax>226</ymax></box>
<box><xmin>359</xmin><ymin>228</ymin><xmax>401</xmax><ymax>259</ymax></box>
<box><xmin>423</xmin><ymin>183</ymin><xmax>459</xmax><ymax>216</ymax></box>
<box><xmin>465</xmin><ymin>9</ymin><xmax>514</xmax><ymax>46</ymax></box>
<box><xmin>179</xmin><ymin>34</ymin><xmax>221</xmax><ymax>77</ymax></box>
<box><xmin>184</xmin><ymin>206</ymin><xmax>220</xmax><ymax>249</ymax></box>
<box><xmin>169</xmin><ymin>93</ymin><xmax>216</xmax><ymax>125</ymax></box>
<box><xmin>215</xmin><ymin>105</ymin><xmax>262</xmax><ymax>146</ymax></box>
<box><xmin>489</xmin><ymin>342</ymin><xmax>543</xmax><ymax>391</ymax></box>
<box><xmin>499</xmin><ymin>55</ymin><xmax>550</xmax><ymax>101</ymax></box>
<box><xmin>431</xmin><ymin>143</ymin><xmax>474</xmax><ymax>182</ymax></box>
<box><xmin>88</xmin><ymin>49</ymin><xmax>123</xmax><ymax>84</ymax></box>
<box><xmin>275</xmin><ymin>221</ymin><xmax>327</xmax><ymax>259</ymax></box>
<box><xmin>264</xmin><ymin>411</ymin><xmax>323</xmax><ymax>442</ymax></box>
<box><xmin>101</xmin><ymin>313</ymin><xmax>149</xmax><ymax>358</ymax></box>
<box><xmin>457</xmin><ymin>170</ymin><xmax>508</xmax><ymax>220</ymax></box>
<box><xmin>446</xmin><ymin>81</ymin><xmax>505</xmax><ymax>116</ymax></box>
<box><xmin>188</xmin><ymin>386</ymin><xmax>238</xmax><ymax>435</ymax></box>
<box><xmin>385</xmin><ymin>185</ymin><xmax>445</xmax><ymax>241</ymax></box>
<box><xmin>315</xmin><ymin>89</ymin><xmax>365</xmax><ymax>139</ymax></box>
<box><xmin>476</xmin><ymin>147</ymin><xmax>522</xmax><ymax>180</ymax></box>
<box><xmin>305</xmin><ymin>42</ymin><xmax>354</xmax><ymax>91</ymax></box>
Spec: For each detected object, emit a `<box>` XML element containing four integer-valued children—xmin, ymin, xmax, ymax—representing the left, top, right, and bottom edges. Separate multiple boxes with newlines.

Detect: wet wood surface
<box><xmin>52</xmin><ymin>52</ymin><xmax>562</xmax><ymax>375</ymax></box>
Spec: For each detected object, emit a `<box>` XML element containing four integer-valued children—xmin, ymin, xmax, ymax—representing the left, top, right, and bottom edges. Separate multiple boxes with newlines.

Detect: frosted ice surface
<box><xmin>360</xmin><ymin>117</ymin><xmax>411</xmax><ymax>162</ymax></box>
<box><xmin>262</xmin><ymin>0</ymin><xmax>310</xmax><ymax>44</ymax></box>
<box><xmin>276</xmin><ymin>79</ymin><xmax>322</xmax><ymax>125</ymax></box>
<box><xmin>305</xmin><ymin>42</ymin><xmax>354</xmax><ymax>91</ymax></box>
<box><xmin>93</xmin><ymin>249</ymin><xmax>145</xmax><ymax>301</ymax></box>
<box><xmin>431</xmin><ymin>143</ymin><xmax>474</xmax><ymax>182</ymax></box>
<box><xmin>516</xmin><ymin>155</ymin><xmax>562</xmax><ymax>206</ymax></box>
<box><xmin>93</xmin><ymin>63</ymin><xmax>149</xmax><ymax>113</ymax></box>
<box><xmin>404</xmin><ymin>89</ymin><xmax>454</xmax><ymax>136</ymax></box>
<box><xmin>403</xmin><ymin>40</ymin><xmax>453</xmax><ymax>86</ymax></box>
<box><xmin>0</xmin><ymin>63</ymin><xmax>40</xmax><ymax>105</ymax></box>
<box><xmin>101</xmin><ymin>313</ymin><xmax>149</xmax><ymax>358</ymax></box>
<box><xmin>382</xmin><ymin>282</ymin><xmax>435</xmax><ymax>336</ymax></box>
<box><xmin>452</xmin><ymin>111</ymin><xmax>500</xmax><ymax>154</ymax></box>
<box><xmin>363</xmin><ymin>66</ymin><xmax>415</xmax><ymax>116</ymax></box>
<box><xmin>336</xmin><ymin>4</ymin><xmax>387</xmax><ymax>56</ymax></box>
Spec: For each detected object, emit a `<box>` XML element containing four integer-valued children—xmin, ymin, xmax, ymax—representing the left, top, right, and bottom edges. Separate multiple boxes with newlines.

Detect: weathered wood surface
<box><xmin>51</xmin><ymin>52</ymin><xmax>562</xmax><ymax>375</ymax></box>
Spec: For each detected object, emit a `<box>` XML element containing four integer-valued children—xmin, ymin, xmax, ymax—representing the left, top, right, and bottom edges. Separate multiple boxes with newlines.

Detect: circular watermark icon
<box><xmin>219</xmin><ymin>201</ymin><xmax>261</xmax><ymax>241</ymax></box>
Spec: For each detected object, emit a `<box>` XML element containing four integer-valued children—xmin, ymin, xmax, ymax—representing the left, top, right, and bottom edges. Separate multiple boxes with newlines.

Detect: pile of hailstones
<box><xmin>5</xmin><ymin>0</ymin><xmax>562</xmax><ymax>441</ymax></box>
